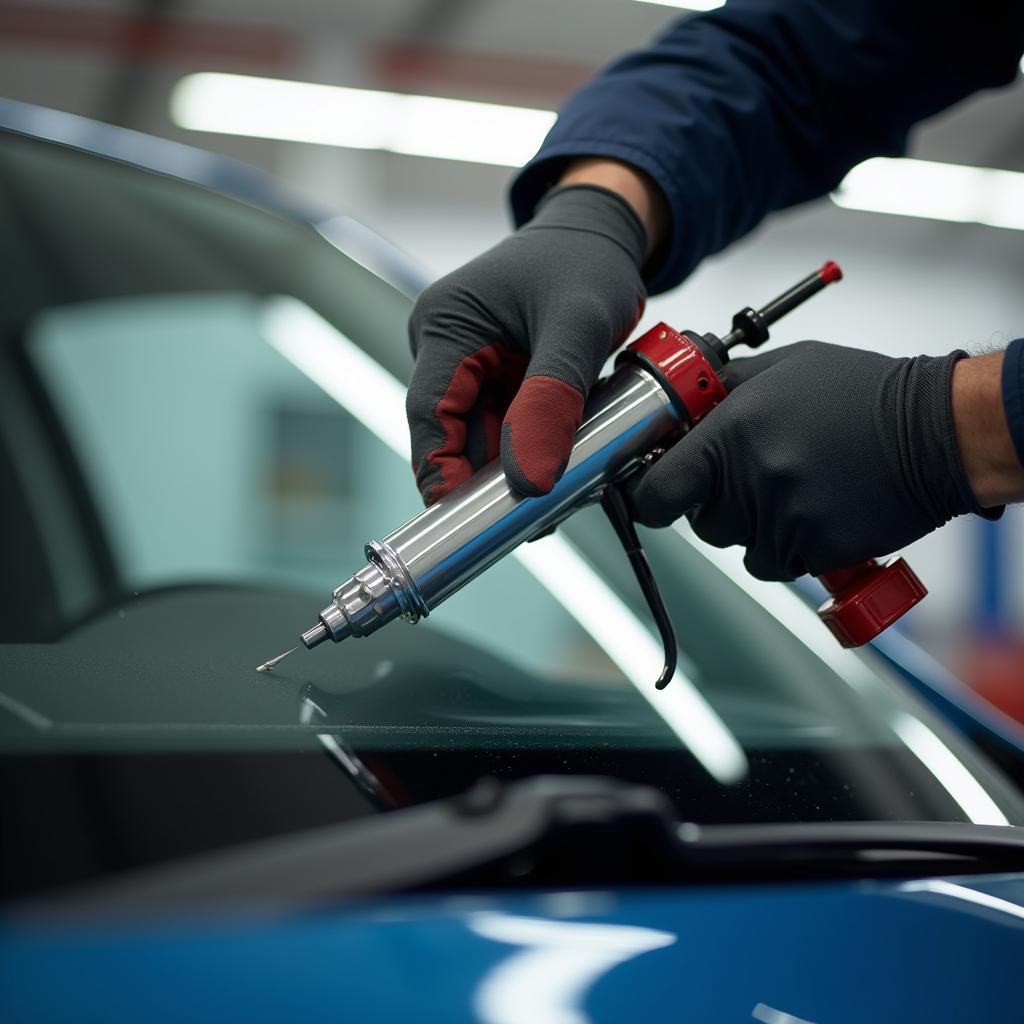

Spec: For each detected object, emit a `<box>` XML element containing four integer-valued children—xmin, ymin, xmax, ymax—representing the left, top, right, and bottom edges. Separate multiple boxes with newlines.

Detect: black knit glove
<box><xmin>628</xmin><ymin>341</ymin><xmax>995</xmax><ymax>581</ymax></box>
<box><xmin>407</xmin><ymin>185</ymin><xmax>646</xmax><ymax>504</ymax></box>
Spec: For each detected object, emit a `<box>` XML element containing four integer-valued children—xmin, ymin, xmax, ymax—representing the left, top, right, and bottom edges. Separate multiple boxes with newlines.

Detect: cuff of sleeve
<box><xmin>1001</xmin><ymin>337</ymin><xmax>1024</xmax><ymax>469</ymax></box>
<box><xmin>942</xmin><ymin>351</ymin><xmax>1003</xmax><ymax>522</ymax></box>
<box><xmin>509</xmin><ymin>139</ymin><xmax>689</xmax><ymax>296</ymax></box>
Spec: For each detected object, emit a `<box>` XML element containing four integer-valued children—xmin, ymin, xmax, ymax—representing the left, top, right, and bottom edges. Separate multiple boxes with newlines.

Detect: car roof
<box><xmin>0</xmin><ymin>97</ymin><xmax>428</xmax><ymax>298</ymax></box>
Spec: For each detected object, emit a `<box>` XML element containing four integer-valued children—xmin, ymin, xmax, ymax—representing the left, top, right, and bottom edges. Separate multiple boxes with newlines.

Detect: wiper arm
<box><xmin>27</xmin><ymin>776</ymin><xmax>678</xmax><ymax>915</ymax></box>
<box><xmin>678</xmin><ymin>820</ymin><xmax>1024</xmax><ymax>870</ymax></box>
<box><xmin>27</xmin><ymin>777</ymin><xmax>1024</xmax><ymax>916</ymax></box>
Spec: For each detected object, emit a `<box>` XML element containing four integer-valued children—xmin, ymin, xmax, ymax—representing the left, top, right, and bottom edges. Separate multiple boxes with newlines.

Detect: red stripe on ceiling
<box><xmin>0</xmin><ymin>6</ymin><xmax>591</xmax><ymax>105</ymax></box>
<box><xmin>0</xmin><ymin>3</ymin><xmax>292</xmax><ymax>67</ymax></box>
<box><xmin>375</xmin><ymin>44</ymin><xmax>595</xmax><ymax>106</ymax></box>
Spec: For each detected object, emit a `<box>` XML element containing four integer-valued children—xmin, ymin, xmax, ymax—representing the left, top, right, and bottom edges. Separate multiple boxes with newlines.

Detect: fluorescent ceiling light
<box><xmin>630</xmin><ymin>0</ymin><xmax>720</xmax><ymax>9</ymax></box>
<box><xmin>171</xmin><ymin>72</ymin><xmax>555</xmax><ymax>167</ymax></box>
<box><xmin>833</xmin><ymin>157</ymin><xmax>1024</xmax><ymax>231</ymax></box>
<box><xmin>633</xmin><ymin>0</ymin><xmax>724</xmax><ymax>9</ymax></box>
<box><xmin>891</xmin><ymin>712</ymin><xmax>1009</xmax><ymax>826</ymax></box>
<box><xmin>261</xmin><ymin>295</ymin><xmax>746</xmax><ymax>784</ymax></box>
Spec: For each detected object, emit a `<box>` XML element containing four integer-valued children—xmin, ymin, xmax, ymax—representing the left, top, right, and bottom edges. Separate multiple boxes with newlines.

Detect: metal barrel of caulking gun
<box><xmin>301</xmin><ymin>360</ymin><xmax>683</xmax><ymax>650</ymax></box>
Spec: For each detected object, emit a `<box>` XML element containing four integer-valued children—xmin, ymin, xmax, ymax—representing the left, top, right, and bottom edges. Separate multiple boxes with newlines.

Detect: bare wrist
<box><xmin>558</xmin><ymin>157</ymin><xmax>669</xmax><ymax>260</ymax></box>
<box><xmin>952</xmin><ymin>351</ymin><xmax>1024</xmax><ymax>507</ymax></box>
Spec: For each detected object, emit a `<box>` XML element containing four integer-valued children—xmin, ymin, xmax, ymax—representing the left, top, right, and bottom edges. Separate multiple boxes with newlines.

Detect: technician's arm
<box><xmin>955</xmin><ymin>346</ymin><xmax>1024</xmax><ymax>507</ymax></box>
<box><xmin>513</xmin><ymin>0</ymin><xmax>1024</xmax><ymax>293</ymax></box>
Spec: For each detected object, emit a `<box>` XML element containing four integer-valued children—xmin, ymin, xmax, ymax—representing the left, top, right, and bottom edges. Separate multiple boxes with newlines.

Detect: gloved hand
<box><xmin>406</xmin><ymin>184</ymin><xmax>646</xmax><ymax>504</ymax></box>
<box><xmin>628</xmin><ymin>341</ymin><xmax>996</xmax><ymax>581</ymax></box>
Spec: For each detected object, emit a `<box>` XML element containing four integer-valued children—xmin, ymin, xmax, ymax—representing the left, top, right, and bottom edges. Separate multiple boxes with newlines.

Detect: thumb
<box><xmin>501</xmin><ymin>374</ymin><xmax>585</xmax><ymax>496</ymax></box>
<box><xmin>626</xmin><ymin>428</ymin><xmax>721</xmax><ymax>529</ymax></box>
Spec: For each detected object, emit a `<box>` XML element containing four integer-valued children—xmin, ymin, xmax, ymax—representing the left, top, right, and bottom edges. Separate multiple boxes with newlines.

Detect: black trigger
<box><xmin>600</xmin><ymin>484</ymin><xmax>678</xmax><ymax>690</ymax></box>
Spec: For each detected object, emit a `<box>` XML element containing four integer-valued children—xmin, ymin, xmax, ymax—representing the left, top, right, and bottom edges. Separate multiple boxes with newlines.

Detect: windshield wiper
<box><xmin>676</xmin><ymin>819</ymin><xmax>1024</xmax><ymax>869</ymax></box>
<box><xmin>26</xmin><ymin>776</ymin><xmax>1024</xmax><ymax>916</ymax></box>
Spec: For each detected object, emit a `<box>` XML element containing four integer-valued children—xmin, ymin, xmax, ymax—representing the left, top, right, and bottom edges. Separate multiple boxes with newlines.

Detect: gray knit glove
<box><xmin>629</xmin><ymin>341</ymin><xmax>996</xmax><ymax>581</ymax></box>
<box><xmin>406</xmin><ymin>185</ymin><xmax>646</xmax><ymax>504</ymax></box>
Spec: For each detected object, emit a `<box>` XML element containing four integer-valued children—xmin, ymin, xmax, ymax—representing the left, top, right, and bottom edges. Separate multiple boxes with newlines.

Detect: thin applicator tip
<box><xmin>256</xmin><ymin>647</ymin><xmax>297</xmax><ymax>673</ymax></box>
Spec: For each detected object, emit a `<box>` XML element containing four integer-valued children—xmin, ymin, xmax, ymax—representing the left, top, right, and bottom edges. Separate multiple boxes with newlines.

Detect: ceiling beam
<box><xmin>0</xmin><ymin>3</ymin><xmax>292</xmax><ymax>68</ymax></box>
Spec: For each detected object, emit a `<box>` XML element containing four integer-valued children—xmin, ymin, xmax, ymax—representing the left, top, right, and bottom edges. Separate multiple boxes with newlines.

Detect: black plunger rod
<box><xmin>721</xmin><ymin>261</ymin><xmax>842</xmax><ymax>350</ymax></box>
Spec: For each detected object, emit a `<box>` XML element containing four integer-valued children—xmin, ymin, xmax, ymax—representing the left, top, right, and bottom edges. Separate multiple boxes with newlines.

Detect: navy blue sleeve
<box><xmin>510</xmin><ymin>0</ymin><xmax>1024</xmax><ymax>294</ymax></box>
<box><xmin>1002</xmin><ymin>339</ymin><xmax>1024</xmax><ymax>469</ymax></box>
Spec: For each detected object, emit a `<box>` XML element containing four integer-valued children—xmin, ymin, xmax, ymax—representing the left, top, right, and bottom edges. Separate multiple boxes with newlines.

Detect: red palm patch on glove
<box><xmin>501</xmin><ymin>375</ymin><xmax>585</xmax><ymax>496</ymax></box>
<box><xmin>422</xmin><ymin>342</ymin><xmax>528</xmax><ymax>504</ymax></box>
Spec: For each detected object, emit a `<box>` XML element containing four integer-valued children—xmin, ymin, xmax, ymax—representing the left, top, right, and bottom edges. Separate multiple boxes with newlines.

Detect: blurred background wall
<box><xmin>2</xmin><ymin>0</ymin><xmax>1023</xmax><ymax>705</ymax></box>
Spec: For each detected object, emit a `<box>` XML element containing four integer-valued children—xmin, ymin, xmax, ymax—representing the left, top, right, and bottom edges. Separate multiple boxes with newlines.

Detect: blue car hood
<box><xmin>3</xmin><ymin>872</ymin><xmax>1024</xmax><ymax>1023</ymax></box>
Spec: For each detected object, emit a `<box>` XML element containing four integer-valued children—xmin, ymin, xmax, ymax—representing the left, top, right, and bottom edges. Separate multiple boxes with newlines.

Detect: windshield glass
<box><xmin>2</xmin><ymin>128</ymin><xmax>1021</xmax><ymax>896</ymax></box>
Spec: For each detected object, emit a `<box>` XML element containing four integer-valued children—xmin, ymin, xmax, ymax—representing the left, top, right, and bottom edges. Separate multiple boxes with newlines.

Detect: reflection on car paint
<box><xmin>899</xmin><ymin>878</ymin><xmax>1024</xmax><ymax>922</ymax></box>
<box><xmin>752</xmin><ymin>1003</ymin><xmax>817</xmax><ymax>1024</ymax></box>
<box><xmin>467</xmin><ymin>911</ymin><xmax>676</xmax><ymax>1024</ymax></box>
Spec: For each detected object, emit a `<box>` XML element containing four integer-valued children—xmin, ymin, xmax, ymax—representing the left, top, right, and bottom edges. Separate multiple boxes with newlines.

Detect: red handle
<box><xmin>624</xmin><ymin>322</ymin><xmax>928</xmax><ymax>648</ymax></box>
<box><xmin>817</xmin><ymin>558</ymin><xmax>927</xmax><ymax>647</ymax></box>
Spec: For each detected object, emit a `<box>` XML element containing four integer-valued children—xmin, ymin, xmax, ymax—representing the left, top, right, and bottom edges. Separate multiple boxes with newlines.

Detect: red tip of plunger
<box><xmin>819</xmin><ymin>260</ymin><xmax>843</xmax><ymax>284</ymax></box>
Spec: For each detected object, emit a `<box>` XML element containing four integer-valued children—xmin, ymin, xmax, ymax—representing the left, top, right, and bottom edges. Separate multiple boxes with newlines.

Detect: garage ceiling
<box><xmin>0</xmin><ymin>0</ymin><xmax>1021</xmax><ymax>169</ymax></box>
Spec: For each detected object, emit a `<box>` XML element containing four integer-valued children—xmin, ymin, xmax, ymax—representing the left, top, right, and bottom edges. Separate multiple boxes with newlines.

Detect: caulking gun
<box><xmin>264</xmin><ymin>263</ymin><xmax>926</xmax><ymax>683</ymax></box>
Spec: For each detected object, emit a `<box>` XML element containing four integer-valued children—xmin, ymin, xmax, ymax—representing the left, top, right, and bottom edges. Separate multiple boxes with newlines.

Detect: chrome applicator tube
<box><xmin>300</xmin><ymin>361</ymin><xmax>681</xmax><ymax>651</ymax></box>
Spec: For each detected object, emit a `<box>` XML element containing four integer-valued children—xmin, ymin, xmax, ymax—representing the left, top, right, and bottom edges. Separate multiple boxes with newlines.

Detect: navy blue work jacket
<box><xmin>511</xmin><ymin>0</ymin><xmax>1024</xmax><ymax>454</ymax></box>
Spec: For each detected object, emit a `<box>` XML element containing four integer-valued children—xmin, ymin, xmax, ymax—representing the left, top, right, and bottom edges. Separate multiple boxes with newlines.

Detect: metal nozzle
<box><xmin>301</xmin><ymin>557</ymin><xmax>405</xmax><ymax>652</ymax></box>
<box><xmin>301</xmin><ymin>621</ymin><xmax>330</xmax><ymax>649</ymax></box>
<box><xmin>297</xmin><ymin>541</ymin><xmax>426</xmax><ymax>653</ymax></box>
